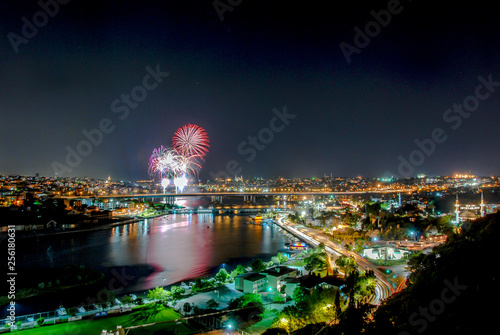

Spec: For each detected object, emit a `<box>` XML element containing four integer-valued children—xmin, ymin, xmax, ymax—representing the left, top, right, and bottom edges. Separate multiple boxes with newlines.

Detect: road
<box><xmin>275</xmin><ymin>216</ymin><xmax>395</xmax><ymax>305</ymax></box>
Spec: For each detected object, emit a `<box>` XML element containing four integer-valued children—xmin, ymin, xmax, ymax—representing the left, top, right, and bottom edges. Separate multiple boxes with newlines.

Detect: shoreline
<box><xmin>1</xmin><ymin>217</ymin><xmax>144</xmax><ymax>239</ymax></box>
<box><xmin>0</xmin><ymin>209</ymin><xmax>202</xmax><ymax>240</ymax></box>
<box><xmin>0</xmin><ymin>215</ymin><xmax>294</xmax><ymax>320</ymax></box>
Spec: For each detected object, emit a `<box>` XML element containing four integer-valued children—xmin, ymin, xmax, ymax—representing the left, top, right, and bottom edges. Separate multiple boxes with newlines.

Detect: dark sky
<box><xmin>1</xmin><ymin>0</ymin><xmax>499</xmax><ymax>181</ymax></box>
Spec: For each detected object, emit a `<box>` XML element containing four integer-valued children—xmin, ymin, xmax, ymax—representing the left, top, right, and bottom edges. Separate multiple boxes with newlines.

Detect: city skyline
<box><xmin>1</xmin><ymin>1</ymin><xmax>499</xmax><ymax>330</ymax></box>
<box><xmin>1</xmin><ymin>1</ymin><xmax>499</xmax><ymax>181</ymax></box>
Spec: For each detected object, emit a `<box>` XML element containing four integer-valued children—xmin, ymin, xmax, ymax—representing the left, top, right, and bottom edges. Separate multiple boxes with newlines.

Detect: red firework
<box><xmin>172</xmin><ymin>124</ymin><xmax>210</xmax><ymax>159</ymax></box>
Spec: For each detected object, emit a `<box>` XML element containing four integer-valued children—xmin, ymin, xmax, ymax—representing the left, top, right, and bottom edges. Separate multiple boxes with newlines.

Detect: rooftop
<box><xmin>243</xmin><ymin>273</ymin><xmax>267</xmax><ymax>282</ymax></box>
<box><xmin>260</xmin><ymin>266</ymin><xmax>296</xmax><ymax>277</ymax></box>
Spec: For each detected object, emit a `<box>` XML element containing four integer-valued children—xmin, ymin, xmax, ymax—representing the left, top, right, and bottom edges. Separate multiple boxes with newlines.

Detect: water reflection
<box><xmin>16</xmin><ymin>214</ymin><xmax>288</xmax><ymax>292</ymax></box>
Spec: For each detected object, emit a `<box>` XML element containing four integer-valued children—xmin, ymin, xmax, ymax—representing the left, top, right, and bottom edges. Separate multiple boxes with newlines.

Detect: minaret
<box><xmin>398</xmin><ymin>192</ymin><xmax>401</xmax><ymax>207</ymax></box>
<box><xmin>480</xmin><ymin>191</ymin><xmax>485</xmax><ymax>217</ymax></box>
<box><xmin>455</xmin><ymin>194</ymin><xmax>460</xmax><ymax>223</ymax></box>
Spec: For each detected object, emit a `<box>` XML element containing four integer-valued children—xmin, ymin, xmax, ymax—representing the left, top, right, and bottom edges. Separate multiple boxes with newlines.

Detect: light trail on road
<box><xmin>275</xmin><ymin>216</ymin><xmax>394</xmax><ymax>305</ymax></box>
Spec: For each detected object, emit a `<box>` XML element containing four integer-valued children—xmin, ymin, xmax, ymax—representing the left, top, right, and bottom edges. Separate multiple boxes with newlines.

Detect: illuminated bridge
<box><xmin>57</xmin><ymin>190</ymin><xmax>404</xmax><ymax>213</ymax></box>
<box><xmin>58</xmin><ymin>190</ymin><xmax>403</xmax><ymax>200</ymax></box>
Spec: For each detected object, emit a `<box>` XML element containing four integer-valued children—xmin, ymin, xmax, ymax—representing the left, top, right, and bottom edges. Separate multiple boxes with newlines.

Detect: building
<box><xmin>283</xmin><ymin>277</ymin><xmax>301</xmax><ymax>298</ymax></box>
<box><xmin>235</xmin><ymin>266</ymin><xmax>297</xmax><ymax>294</ymax></box>
<box><xmin>234</xmin><ymin>273</ymin><xmax>268</xmax><ymax>293</ymax></box>
<box><xmin>362</xmin><ymin>246</ymin><xmax>410</xmax><ymax>260</ymax></box>
<box><xmin>284</xmin><ymin>274</ymin><xmax>345</xmax><ymax>298</ymax></box>
<box><xmin>88</xmin><ymin>210</ymin><xmax>112</xmax><ymax>220</ymax></box>
<box><xmin>455</xmin><ymin>192</ymin><xmax>487</xmax><ymax>223</ymax></box>
<box><xmin>260</xmin><ymin>266</ymin><xmax>297</xmax><ymax>292</ymax></box>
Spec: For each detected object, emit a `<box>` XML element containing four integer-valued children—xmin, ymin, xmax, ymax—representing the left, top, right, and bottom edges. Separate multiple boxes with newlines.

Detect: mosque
<box><xmin>454</xmin><ymin>192</ymin><xmax>499</xmax><ymax>223</ymax></box>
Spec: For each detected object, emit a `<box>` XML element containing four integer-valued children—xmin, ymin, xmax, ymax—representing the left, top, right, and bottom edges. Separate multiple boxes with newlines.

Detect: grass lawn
<box><xmin>311</xmin><ymin>269</ymin><xmax>328</xmax><ymax>277</ymax></box>
<box><xmin>367</xmin><ymin>258</ymin><xmax>408</xmax><ymax>266</ymax></box>
<box><xmin>15</xmin><ymin>304</ymin><xmax>196</xmax><ymax>335</ymax></box>
<box><xmin>286</xmin><ymin>259</ymin><xmax>305</xmax><ymax>267</ymax></box>
<box><xmin>244</xmin><ymin>309</ymin><xmax>279</xmax><ymax>334</ymax></box>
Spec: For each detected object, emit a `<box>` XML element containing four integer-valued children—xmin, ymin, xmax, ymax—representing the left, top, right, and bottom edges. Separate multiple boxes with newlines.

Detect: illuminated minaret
<box><xmin>455</xmin><ymin>193</ymin><xmax>460</xmax><ymax>223</ymax></box>
<box><xmin>480</xmin><ymin>191</ymin><xmax>485</xmax><ymax>217</ymax></box>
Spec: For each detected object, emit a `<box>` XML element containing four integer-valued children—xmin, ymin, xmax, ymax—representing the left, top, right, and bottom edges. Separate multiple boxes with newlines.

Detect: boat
<box><xmin>287</xmin><ymin>241</ymin><xmax>308</xmax><ymax>251</ymax></box>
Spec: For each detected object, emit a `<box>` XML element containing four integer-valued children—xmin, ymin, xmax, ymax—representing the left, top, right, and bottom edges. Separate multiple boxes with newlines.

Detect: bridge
<box><xmin>57</xmin><ymin>190</ymin><xmax>404</xmax><ymax>211</ymax></box>
<box><xmin>58</xmin><ymin>190</ymin><xmax>403</xmax><ymax>200</ymax></box>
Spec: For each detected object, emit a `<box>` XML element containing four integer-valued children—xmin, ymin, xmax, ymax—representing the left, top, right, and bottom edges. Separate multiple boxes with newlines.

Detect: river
<box><xmin>1</xmin><ymin>211</ymin><xmax>292</xmax><ymax>317</ymax></box>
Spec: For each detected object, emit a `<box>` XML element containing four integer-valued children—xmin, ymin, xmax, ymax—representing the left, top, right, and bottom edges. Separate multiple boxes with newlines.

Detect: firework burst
<box><xmin>148</xmin><ymin>124</ymin><xmax>209</xmax><ymax>191</ymax></box>
<box><xmin>172</xmin><ymin>124</ymin><xmax>210</xmax><ymax>159</ymax></box>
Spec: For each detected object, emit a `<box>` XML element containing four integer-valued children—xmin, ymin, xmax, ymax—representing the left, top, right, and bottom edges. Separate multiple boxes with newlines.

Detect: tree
<box><xmin>341</xmin><ymin>270</ymin><xmax>376</xmax><ymax>308</ymax></box>
<box><xmin>147</xmin><ymin>287</ymin><xmax>169</xmax><ymax>301</ymax></box>
<box><xmin>273</xmin><ymin>305</ymin><xmax>306</xmax><ymax>333</ymax></box>
<box><xmin>304</xmin><ymin>253</ymin><xmax>327</xmax><ymax>272</ymax></box>
<box><xmin>229</xmin><ymin>293</ymin><xmax>263</xmax><ymax>309</ymax></box>
<box><xmin>288</xmin><ymin>213</ymin><xmax>303</xmax><ymax>224</ymax></box>
<box><xmin>229</xmin><ymin>293</ymin><xmax>265</xmax><ymax>322</ymax></box>
<box><xmin>215</xmin><ymin>268</ymin><xmax>229</xmax><ymax>283</ymax></box>
<box><xmin>292</xmin><ymin>286</ymin><xmax>309</xmax><ymax>306</ymax></box>
<box><xmin>334</xmin><ymin>289</ymin><xmax>341</xmax><ymax>311</ymax></box>
<box><xmin>183</xmin><ymin>302</ymin><xmax>192</xmax><ymax>314</ymax></box>
<box><xmin>120</xmin><ymin>295</ymin><xmax>134</xmax><ymax>305</ymax></box>
<box><xmin>230</xmin><ymin>264</ymin><xmax>246</xmax><ymax>278</ymax></box>
<box><xmin>437</xmin><ymin>215</ymin><xmax>454</xmax><ymax>236</ymax></box>
<box><xmin>99</xmin><ymin>288</ymin><xmax>116</xmax><ymax>306</ymax></box>
<box><xmin>279</xmin><ymin>284</ymin><xmax>286</xmax><ymax>294</ymax></box>
<box><xmin>276</xmin><ymin>252</ymin><xmax>288</xmax><ymax>264</ymax></box>
<box><xmin>262</xmin><ymin>328</ymin><xmax>287</xmax><ymax>335</ymax></box>
<box><xmin>303</xmin><ymin>245</ymin><xmax>328</xmax><ymax>273</ymax></box>
<box><xmin>192</xmin><ymin>277</ymin><xmax>206</xmax><ymax>293</ymax></box>
<box><xmin>170</xmin><ymin>285</ymin><xmax>185</xmax><ymax>302</ymax></box>
<box><xmin>335</xmin><ymin>255</ymin><xmax>357</xmax><ymax>275</ymax></box>
<box><xmin>251</xmin><ymin>258</ymin><xmax>267</xmax><ymax>272</ymax></box>
<box><xmin>288</xmin><ymin>213</ymin><xmax>500</xmax><ymax>334</ymax></box>
<box><xmin>206</xmin><ymin>298</ymin><xmax>219</xmax><ymax>309</ymax></box>
<box><xmin>273</xmin><ymin>287</ymin><xmax>340</xmax><ymax>333</ymax></box>
<box><xmin>272</xmin><ymin>292</ymin><xmax>285</xmax><ymax>303</ymax></box>
<box><xmin>337</xmin><ymin>302</ymin><xmax>374</xmax><ymax>334</ymax></box>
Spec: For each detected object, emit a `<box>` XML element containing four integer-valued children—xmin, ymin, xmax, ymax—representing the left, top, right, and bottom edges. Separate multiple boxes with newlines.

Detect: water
<box><xmin>2</xmin><ymin>212</ymin><xmax>291</xmax><ymax>317</ymax></box>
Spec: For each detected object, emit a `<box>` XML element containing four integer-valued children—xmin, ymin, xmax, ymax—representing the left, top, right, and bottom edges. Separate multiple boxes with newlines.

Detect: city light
<box><xmin>1</xmin><ymin>1</ymin><xmax>497</xmax><ymax>333</ymax></box>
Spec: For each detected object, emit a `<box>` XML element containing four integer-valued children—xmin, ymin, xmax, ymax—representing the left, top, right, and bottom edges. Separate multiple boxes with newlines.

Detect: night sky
<box><xmin>1</xmin><ymin>0</ymin><xmax>499</xmax><ymax>181</ymax></box>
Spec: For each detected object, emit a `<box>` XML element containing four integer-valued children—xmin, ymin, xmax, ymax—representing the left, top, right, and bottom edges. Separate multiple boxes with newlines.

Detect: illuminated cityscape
<box><xmin>1</xmin><ymin>1</ymin><xmax>499</xmax><ymax>334</ymax></box>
